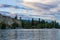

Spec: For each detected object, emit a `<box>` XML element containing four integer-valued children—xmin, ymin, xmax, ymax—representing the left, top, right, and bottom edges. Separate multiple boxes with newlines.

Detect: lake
<box><xmin>0</xmin><ymin>29</ymin><xmax>60</xmax><ymax>40</ymax></box>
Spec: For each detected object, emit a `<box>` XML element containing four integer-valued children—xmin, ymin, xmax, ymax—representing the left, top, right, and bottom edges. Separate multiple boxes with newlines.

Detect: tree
<box><xmin>21</xmin><ymin>20</ymin><xmax>24</xmax><ymax>28</ymax></box>
<box><xmin>55</xmin><ymin>22</ymin><xmax>60</xmax><ymax>28</ymax></box>
<box><xmin>11</xmin><ymin>22</ymin><xmax>19</xmax><ymax>29</ymax></box>
<box><xmin>20</xmin><ymin>17</ymin><xmax>21</xmax><ymax>21</ymax></box>
<box><xmin>0</xmin><ymin>22</ymin><xmax>6</xmax><ymax>29</ymax></box>
<box><xmin>50</xmin><ymin>21</ymin><xmax>56</xmax><ymax>28</ymax></box>
<box><xmin>31</xmin><ymin>18</ymin><xmax>34</xmax><ymax>26</ymax></box>
<box><xmin>15</xmin><ymin>15</ymin><xmax>17</xmax><ymax>19</ymax></box>
<box><xmin>38</xmin><ymin>18</ymin><xmax>40</xmax><ymax>23</ymax></box>
<box><xmin>40</xmin><ymin>20</ymin><xmax>45</xmax><ymax>28</ymax></box>
<box><xmin>24</xmin><ymin>20</ymin><xmax>31</xmax><ymax>29</ymax></box>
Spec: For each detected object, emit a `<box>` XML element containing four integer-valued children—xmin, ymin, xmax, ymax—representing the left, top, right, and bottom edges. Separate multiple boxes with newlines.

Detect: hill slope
<box><xmin>0</xmin><ymin>14</ymin><xmax>22</xmax><ymax>29</ymax></box>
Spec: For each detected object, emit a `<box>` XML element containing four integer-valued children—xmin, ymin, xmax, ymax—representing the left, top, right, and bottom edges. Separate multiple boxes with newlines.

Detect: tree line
<box><xmin>21</xmin><ymin>18</ymin><xmax>60</xmax><ymax>29</ymax></box>
<box><xmin>0</xmin><ymin>16</ymin><xmax>60</xmax><ymax>29</ymax></box>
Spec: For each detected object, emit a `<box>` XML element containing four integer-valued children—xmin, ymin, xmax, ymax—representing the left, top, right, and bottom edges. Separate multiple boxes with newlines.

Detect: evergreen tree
<box><xmin>1</xmin><ymin>22</ymin><xmax>6</xmax><ymax>29</ymax></box>
<box><xmin>11</xmin><ymin>22</ymin><xmax>19</xmax><ymax>29</ymax></box>
<box><xmin>31</xmin><ymin>18</ymin><xmax>34</xmax><ymax>26</ymax></box>
<box><xmin>38</xmin><ymin>18</ymin><xmax>40</xmax><ymax>23</ymax></box>
<box><xmin>21</xmin><ymin>20</ymin><xmax>24</xmax><ymax>28</ymax></box>
<box><xmin>20</xmin><ymin>17</ymin><xmax>21</xmax><ymax>21</ymax></box>
<box><xmin>15</xmin><ymin>15</ymin><xmax>17</xmax><ymax>19</ymax></box>
<box><xmin>23</xmin><ymin>20</ymin><xmax>31</xmax><ymax>29</ymax></box>
<box><xmin>41</xmin><ymin>20</ymin><xmax>45</xmax><ymax>28</ymax></box>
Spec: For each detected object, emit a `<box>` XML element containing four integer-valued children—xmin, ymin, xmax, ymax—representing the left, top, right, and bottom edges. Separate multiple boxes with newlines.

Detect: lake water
<box><xmin>0</xmin><ymin>29</ymin><xmax>60</xmax><ymax>40</ymax></box>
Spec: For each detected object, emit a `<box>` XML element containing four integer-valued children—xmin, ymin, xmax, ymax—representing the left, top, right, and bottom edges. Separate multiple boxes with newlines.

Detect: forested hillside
<box><xmin>0</xmin><ymin>14</ymin><xmax>60</xmax><ymax>29</ymax></box>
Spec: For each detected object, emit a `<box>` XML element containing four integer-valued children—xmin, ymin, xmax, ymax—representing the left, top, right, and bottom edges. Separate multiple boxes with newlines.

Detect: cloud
<box><xmin>22</xmin><ymin>0</ymin><xmax>60</xmax><ymax>23</ymax></box>
<box><xmin>0</xmin><ymin>4</ymin><xmax>32</xmax><ymax>10</ymax></box>
<box><xmin>23</xmin><ymin>0</ymin><xmax>56</xmax><ymax>4</ymax></box>
<box><xmin>0</xmin><ymin>0</ymin><xmax>60</xmax><ymax>23</ymax></box>
<box><xmin>50</xmin><ymin>4</ymin><xmax>60</xmax><ymax>12</ymax></box>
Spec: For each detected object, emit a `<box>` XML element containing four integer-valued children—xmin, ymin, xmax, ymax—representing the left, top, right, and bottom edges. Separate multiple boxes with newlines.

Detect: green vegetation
<box><xmin>0</xmin><ymin>22</ymin><xmax>7</xmax><ymax>29</ymax></box>
<box><xmin>0</xmin><ymin>16</ymin><xmax>60</xmax><ymax>29</ymax></box>
<box><xmin>11</xmin><ymin>22</ymin><xmax>19</xmax><ymax>29</ymax></box>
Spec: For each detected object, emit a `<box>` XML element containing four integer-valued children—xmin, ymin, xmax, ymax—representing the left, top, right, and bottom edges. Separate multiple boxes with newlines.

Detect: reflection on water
<box><xmin>0</xmin><ymin>29</ymin><xmax>59</xmax><ymax>40</ymax></box>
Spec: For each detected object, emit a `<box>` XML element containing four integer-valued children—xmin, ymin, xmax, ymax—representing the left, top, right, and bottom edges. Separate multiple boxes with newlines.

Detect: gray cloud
<box><xmin>0</xmin><ymin>4</ymin><xmax>32</xmax><ymax>10</ymax></box>
<box><xmin>0</xmin><ymin>0</ymin><xmax>60</xmax><ymax>23</ymax></box>
<box><xmin>22</xmin><ymin>0</ymin><xmax>60</xmax><ymax>23</ymax></box>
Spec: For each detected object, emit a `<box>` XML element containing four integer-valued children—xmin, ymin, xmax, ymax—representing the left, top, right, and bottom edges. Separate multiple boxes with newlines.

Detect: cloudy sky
<box><xmin>0</xmin><ymin>0</ymin><xmax>60</xmax><ymax>23</ymax></box>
